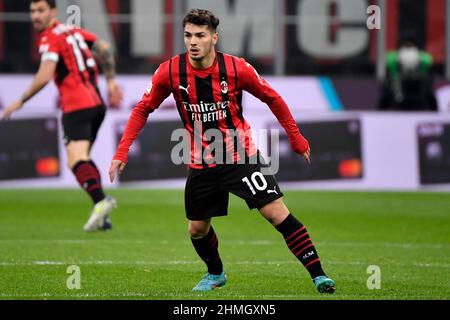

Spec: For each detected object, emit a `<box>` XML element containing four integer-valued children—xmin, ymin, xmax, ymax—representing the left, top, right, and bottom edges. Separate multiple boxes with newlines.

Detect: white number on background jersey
<box><xmin>66</xmin><ymin>32</ymin><xmax>89</xmax><ymax>72</ymax></box>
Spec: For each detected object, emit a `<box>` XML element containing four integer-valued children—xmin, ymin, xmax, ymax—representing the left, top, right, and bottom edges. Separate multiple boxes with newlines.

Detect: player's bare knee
<box><xmin>189</xmin><ymin>229</ymin><xmax>208</xmax><ymax>239</ymax></box>
<box><xmin>66</xmin><ymin>154</ymin><xmax>77</xmax><ymax>169</ymax></box>
<box><xmin>259</xmin><ymin>198</ymin><xmax>289</xmax><ymax>226</ymax></box>
<box><xmin>67</xmin><ymin>155</ymin><xmax>86</xmax><ymax>170</ymax></box>
<box><xmin>188</xmin><ymin>222</ymin><xmax>210</xmax><ymax>238</ymax></box>
<box><xmin>260</xmin><ymin>197</ymin><xmax>284</xmax><ymax>212</ymax></box>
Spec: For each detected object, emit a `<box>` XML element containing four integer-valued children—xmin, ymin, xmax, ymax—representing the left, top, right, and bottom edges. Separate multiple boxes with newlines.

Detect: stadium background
<box><xmin>1</xmin><ymin>0</ymin><xmax>449</xmax><ymax>190</ymax></box>
<box><xmin>0</xmin><ymin>0</ymin><xmax>449</xmax><ymax>301</ymax></box>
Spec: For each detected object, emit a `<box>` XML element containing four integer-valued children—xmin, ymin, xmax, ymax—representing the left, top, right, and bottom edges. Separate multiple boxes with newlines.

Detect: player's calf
<box><xmin>275</xmin><ymin>213</ymin><xmax>336</xmax><ymax>293</ymax></box>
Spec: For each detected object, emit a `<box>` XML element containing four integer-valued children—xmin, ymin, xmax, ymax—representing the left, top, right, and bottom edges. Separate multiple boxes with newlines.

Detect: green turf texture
<box><xmin>0</xmin><ymin>189</ymin><xmax>449</xmax><ymax>300</ymax></box>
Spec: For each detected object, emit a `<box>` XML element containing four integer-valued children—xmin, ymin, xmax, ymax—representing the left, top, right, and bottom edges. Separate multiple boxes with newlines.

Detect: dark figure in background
<box><xmin>378</xmin><ymin>33</ymin><xmax>437</xmax><ymax>111</ymax></box>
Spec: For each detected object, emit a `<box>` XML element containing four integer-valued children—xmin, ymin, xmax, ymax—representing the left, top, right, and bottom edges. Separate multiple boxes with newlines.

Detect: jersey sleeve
<box><xmin>237</xmin><ymin>58</ymin><xmax>281</xmax><ymax>105</ymax></box>
<box><xmin>138</xmin><ymin>62</ymin><xmax>172</xmax><ymax>111</ymax></box>
<box><xmin>39</xmin><ymin>35</ymin><xmax>60</xmax><ymax>63</ymax></box>
<box><xmin>237</xmin><ymin>59</ymin><xmax>309</xmax><ymax>155</ymax></box>
<box><xmin>113</xmin><ymin>62</ymin><xmax>172</xmax><ymax>163</ymax></box>
<box><xmin>78</xmin><ymin>28</ymin><xmax>98</xmax><ymax>48</ymax></box>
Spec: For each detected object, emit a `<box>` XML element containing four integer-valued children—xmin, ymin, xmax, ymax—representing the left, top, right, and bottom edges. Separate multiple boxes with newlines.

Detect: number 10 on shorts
<box><xmin>242</xmin><ymin>172</ymin><xmax>268</xmax><ymax>195</ymax></box>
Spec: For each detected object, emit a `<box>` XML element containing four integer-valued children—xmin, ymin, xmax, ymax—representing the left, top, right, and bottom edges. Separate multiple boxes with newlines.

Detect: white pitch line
<box><xmin>0</xmin><ymin>260</ymin><xmax>449</xmax><ymax>268</ymax></box>
<box><xmin>1</xmin><ymin>292</ymin><xmax>447</xmax><ymax>299</ymax></box>
<box><xmin>0</xmin><ymin>292</ymin><xmax>321</xmax><ymax>299</ymax></box>
<box><xmin>0</xmin><ymin>293</ymin><xmax>150</xmax><ymax>298</ymax></box>
<box><xmin>0</xmin><ymin>260</ymin><xmax>199</xmax><ymax>266</ymax></box>
<box><xmin>0</xmin><ymin>239</ymin><xmax>448</xmax><ymax>249</ymax></box>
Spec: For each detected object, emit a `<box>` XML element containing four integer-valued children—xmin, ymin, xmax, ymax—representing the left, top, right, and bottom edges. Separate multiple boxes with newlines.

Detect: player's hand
<box><xmin>301</xmin><ymin>147</ymin><xmax>311</xmax><ymax>164</ymax></box>
<box><xmin>107</xmin><ymin>79</ymin><xmax>123</xmax><ymax>108</ymax></box>
<box><xmin>1</xmin><ymin>100</ymin><xmax>23</xmax><ymax>121</ymax></box>
<box><xmin>109</xmin><ymin>159</ymin><xmax>126</xmax><ymax>183</ymax></box>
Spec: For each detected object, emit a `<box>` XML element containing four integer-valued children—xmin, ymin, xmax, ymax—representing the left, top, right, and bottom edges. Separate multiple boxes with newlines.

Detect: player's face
<box><xmin>184</xmin><ymin>23</ymin><xmax>218</xmax><ymax>62</ymax></box>
<box><xmin>30</xmin><ymin>1</ymin><xmax>57</xmax><ymax>32</ymax></box>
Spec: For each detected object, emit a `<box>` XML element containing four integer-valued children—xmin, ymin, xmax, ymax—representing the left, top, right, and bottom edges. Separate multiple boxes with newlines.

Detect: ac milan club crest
<box><xmin>220</xmin><ymin>81</ymin><xmax>228</xmax><ymax>94</ymax></box>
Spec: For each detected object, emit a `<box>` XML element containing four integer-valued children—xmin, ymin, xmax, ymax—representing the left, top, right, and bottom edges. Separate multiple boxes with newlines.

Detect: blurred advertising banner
<box><xmin>269</xmin><ymin>119</ymin><xmax>363</xmax><ymax>182</ymax></box>
<box><xmin>114</xmin><ymin>118</ymin><xmax>363</xmax><ymax>184</ymax></box>
<box><xmin>114</xmin><ymin>120</ymin><xmax>189</xmax><ymax>182</ymax></box>
<box><xmin>1</xmin><ymin>79</ymin><xmax>450</xmax><ymax>190</ymax></box>
<box><xmin>417</xmin><ymin>122</ymin><xmax>450</xmax><ymax>185</ymax></box>
<box><xmin>0</xmin><ymin>117</ymin><xmax>60</xmax><ymax>180</ymax></box>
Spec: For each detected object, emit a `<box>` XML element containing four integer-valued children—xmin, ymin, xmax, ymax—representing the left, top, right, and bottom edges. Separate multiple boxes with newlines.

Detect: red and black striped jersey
<box><xmin>114</xmin><ymin>52</ymin><xmax>309</xmax><ymax>169</ymax></box>
<box><xmin>38</xmin><ymin>21</ymin><xmax>103</xmax><ymax>114</ymax></box>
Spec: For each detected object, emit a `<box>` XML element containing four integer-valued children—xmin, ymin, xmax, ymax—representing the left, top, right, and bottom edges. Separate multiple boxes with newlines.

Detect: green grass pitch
<box><xmin>0</xmin><ymin>189</ymin><xmax>449</xmax><ymax>300</ymax></box>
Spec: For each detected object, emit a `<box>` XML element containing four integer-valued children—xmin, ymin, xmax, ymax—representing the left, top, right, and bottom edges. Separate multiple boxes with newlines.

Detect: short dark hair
<box><xmin>183</xmin><ymin>9</ymin><xmax>219</xmax><ymax>32</ymax></box>
<box><xmin>30</xmin><ymin>0</ymin><xmax>57</xmax><ymax>9</ymax></box>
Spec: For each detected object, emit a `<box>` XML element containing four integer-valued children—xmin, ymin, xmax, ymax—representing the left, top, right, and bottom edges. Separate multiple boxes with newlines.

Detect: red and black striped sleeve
<box><xmin>113</xmin><ymin>61</ymin><xmax>172</xmax><ymax>163</ymax></box>
<box><xmin>236</xmin><ymin>59</ymin><xmax>309</xmax><ymax>155</ymax></box>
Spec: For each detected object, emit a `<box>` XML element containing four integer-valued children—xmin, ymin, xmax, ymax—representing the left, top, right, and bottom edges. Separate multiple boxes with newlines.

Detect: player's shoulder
<box><xmin>51</xmin><ymin>23</ymin><xmax>97</xmax><ymax>38</ymax></box>
<box><xmin>39</xmin><ymin>26</ymin><xmax>59</xmax><ymax>44</ymax></box>
<box><xmin>38</xmin><ymin>32</ymin><xmax>60</xmax><ymax>55</ymax></box>
<box><xmin>155</xmin><ymin>54</ymin><xmax>183</xmax><ymax>73</ymax></box>
<box><xmin>164</xmin><ymin>53</ymin><xmax>186</xmax><ymax>65</ymax></box>
<box><xmin>219</xmin><ymin>52</ymin><xmax>246</xmax><ymax>64</ymax></box>
<box><xmin>49</xmin><ymin>23</ymin><xmax>73</xmax><ymax>36</ymax></box>
<box><xmin>39</xmin><ymin>23</ymin><xmax>71</xmax><ymax>43</ymax></box>
<box><xmin>160</xmin><ymin>57</ymin><xmax>174</xmax><ymax>68</ymax></box>
<box><xmin>149</xmin><ymin>59</ymin><xmax>174</xmax><ymax>85</ymax></box>
<box><xmin>154</xmin><ymin>58</ymin><xmax>173</xmax><ymax>76</ymax></box>
<box><xmin>74</xmin><ymin>26</ymin><xmax>98</xmax><ymax>43</ymax></box>
<box><xmin>221</xmin><ymin>53</ymin><xmax>254</xmax><ymax>73</ymax></box>
<box><xmin>221</xmin><ymin>52</ymin><xmax>240</xmax><ymax>59</ymax></box>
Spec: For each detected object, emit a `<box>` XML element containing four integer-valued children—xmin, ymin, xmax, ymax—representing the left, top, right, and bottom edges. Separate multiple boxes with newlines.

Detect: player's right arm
<box><xmin>109</xmin><ymin>62</ymin><xmax>171</xmax><ymax>182</ymax></box>
<box><xmin>1</xmin><ymin>60</ymin><xmax>56</xmax><ymax>121</ymax></box>
<box><xmin>1</xmin><ymin>33</ymin><xmax>59</xmax><ymax>121</ymax></box>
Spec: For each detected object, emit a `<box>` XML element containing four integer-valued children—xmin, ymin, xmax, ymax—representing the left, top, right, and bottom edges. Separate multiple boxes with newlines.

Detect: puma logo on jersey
<box><xmin>179</xmin><ymin>84</ymin><xmax>190</xmax><ymax>95</ymax></box>
<box><xmin>267</xmin><ymin>187</ymin><xmax>278</xmax><ymax>195</ymax></box>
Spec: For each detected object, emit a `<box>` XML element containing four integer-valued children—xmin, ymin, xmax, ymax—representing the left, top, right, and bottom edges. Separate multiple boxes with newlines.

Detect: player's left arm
<box><xmin>90</xmin><ymin>37</ymin><xmax>123</xmax><ymax>108</ymax></box>
<box><xmin>91</xmin><ymin>39</ymin><xmax>116</xmax><ymax>81</ymax></box>
<box><xmin>1</xmin><ymin>60</ymin><xmax>56</xmax><ymax>121</ymax></box>
<box><xmin>239</xmin><ymin>61</ymin><xmax>311</xmax><ymax>163</ymax></box>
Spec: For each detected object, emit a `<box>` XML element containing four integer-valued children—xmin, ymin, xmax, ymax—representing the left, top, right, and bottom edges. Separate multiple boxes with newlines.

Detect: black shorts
<box><xmin>61</xmin><ymin>105</ymin><xmax>106</xmax><ymax>145</ymax></box>
<box><xmin>185</xmin><ymin>154</ymin><xmax>284</xmax><ymax>221</ymax></box>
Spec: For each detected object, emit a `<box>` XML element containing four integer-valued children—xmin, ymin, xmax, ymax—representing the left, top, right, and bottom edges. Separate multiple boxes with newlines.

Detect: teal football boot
<box><xmin>192</xmin><ymin>272</ymin><xmax>227</xmax><ymax>291</ymax></box>
<box><xmin>313</xmin><ymin>276</ymin><xmax>336</xmax><ymax>294</ymax></box>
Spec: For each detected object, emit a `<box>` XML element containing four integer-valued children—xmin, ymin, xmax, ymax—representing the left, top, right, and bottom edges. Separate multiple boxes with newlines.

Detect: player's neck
<box><xmin>41</xmin><ymin>18</ymin><xmax>58</xmax><ymax>33</ymax></box>
<box><xmin>189</xmin><ymin>50</ymin><xmax>216</xmax><ymax>70</ymax></box>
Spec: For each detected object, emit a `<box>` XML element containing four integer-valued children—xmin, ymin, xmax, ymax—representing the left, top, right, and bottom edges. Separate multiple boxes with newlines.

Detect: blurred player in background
<box><xmin>378</xmin><ymin>31</ymin><xmax>437</xmax><ymax>111</ymax></box>
<box><xmin>109</xmin><ymin>9</ymin><xmax>335</xmax><ymax>294</ymax></box>
<box><xmin>0</xmin><ymin>0</ymin><xmax>123</xmax><ymax>232</ymax></box>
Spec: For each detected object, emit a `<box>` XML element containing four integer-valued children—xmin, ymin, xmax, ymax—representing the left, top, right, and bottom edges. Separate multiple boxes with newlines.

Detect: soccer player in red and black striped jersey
<box><xmin>1</xmin><ymin>0</ymin><xmax>123</xmax><ymax>232</ymax></box>
<box><xmin>110</xmin><ymin>9</ymin><xmax>335</xmax><ymax>293</ymax></box>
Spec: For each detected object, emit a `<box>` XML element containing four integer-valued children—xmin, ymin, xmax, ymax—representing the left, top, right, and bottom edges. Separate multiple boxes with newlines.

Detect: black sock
<box><xmin>191</xmin><ymin>226</ymin><xmax>223</xmax><ymax>275</ymax></box>
<box><xmin>276</xmin><ymin>214</ymin><xmax>325</xmax><ymax>279</ymax></box>
<box><xmin>72</xmin><ymin>160</ymin><xmax>106</xmax><ymax>204</ymax></box>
